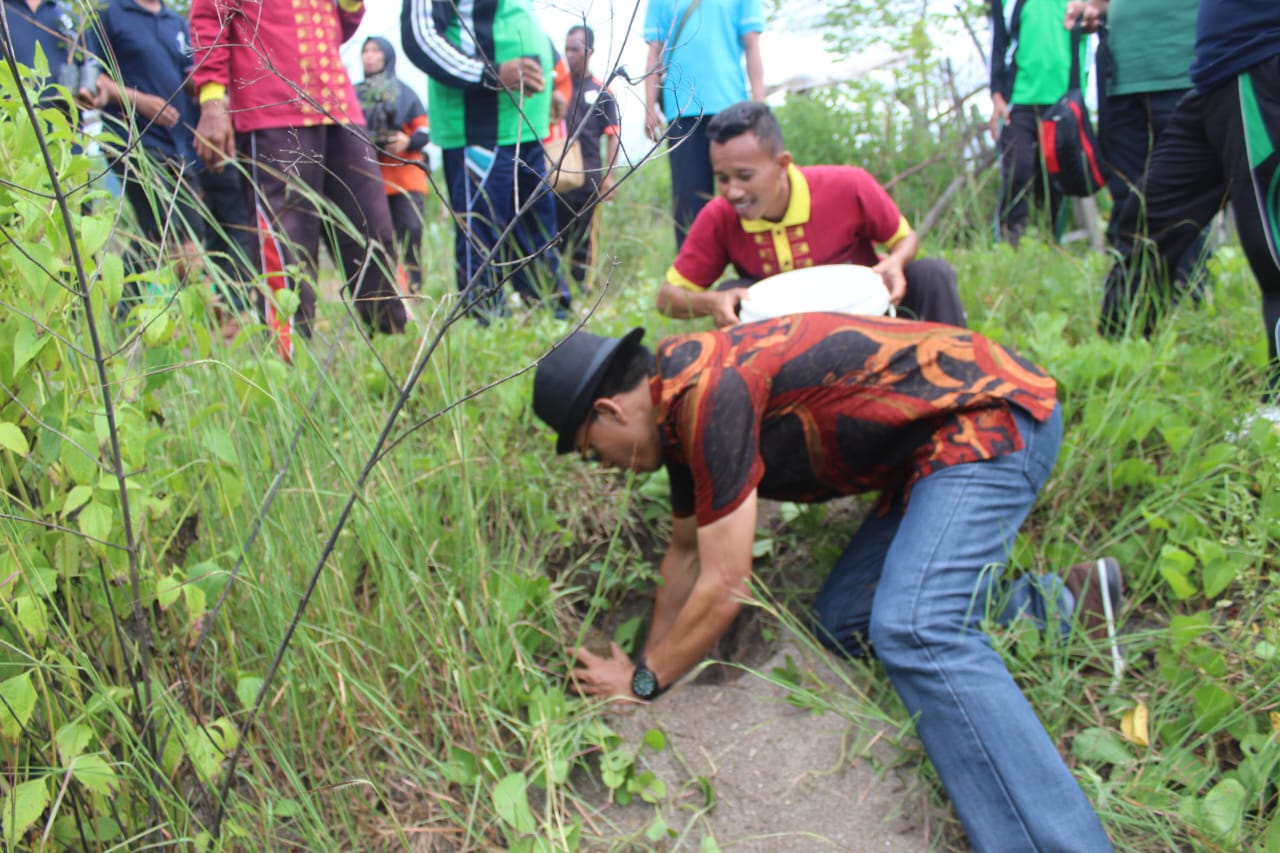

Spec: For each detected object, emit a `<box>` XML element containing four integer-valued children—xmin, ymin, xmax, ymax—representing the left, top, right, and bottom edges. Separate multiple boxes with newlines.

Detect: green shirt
<box><xmin>424</xmin><ymin>0</ymin><xmax>553</xmax><ymax>149</ymax></box>
<box><xmin>1105</xmin><ymin>0</ymin><xmax>1196</xmax><ymax>96</ymax></box>
<box><xmin>1010</xmin><ymin>0</ymin><xmax>1084</xmax><ymax>105</ymax></box>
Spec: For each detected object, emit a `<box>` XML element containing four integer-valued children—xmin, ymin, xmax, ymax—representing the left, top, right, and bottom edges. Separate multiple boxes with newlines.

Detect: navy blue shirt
<box><xmin>1190</xmin><ymin>0</ymin><xmax>1280</xmax><ymax>92</ymax></box>
<box><xmin>87</xmin><ymin>0</ymin><xmax>198</xmax><ymax>163</ymax></box>
<box><xmin>4</xmin><ymin>0</ymin><xmax>80</xmax><ymax>92</ymax></box>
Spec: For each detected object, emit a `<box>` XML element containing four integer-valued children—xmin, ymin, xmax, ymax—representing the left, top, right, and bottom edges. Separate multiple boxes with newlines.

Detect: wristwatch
<box><xmin>631</xmin><ymin>661</ymin><xmax>663</xmax><ymax>700</ymax></box>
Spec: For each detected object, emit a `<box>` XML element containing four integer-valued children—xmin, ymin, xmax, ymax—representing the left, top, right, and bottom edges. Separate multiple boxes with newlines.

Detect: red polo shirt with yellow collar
<box><xmin>665</xmin><ymin>164</ymin><xmax>912</xmax><ymax>290</ymax></box>
<box><xmin>191</xmin><ymin>0</ymin><xmax>366</xmax><ymax>132</ymax></box>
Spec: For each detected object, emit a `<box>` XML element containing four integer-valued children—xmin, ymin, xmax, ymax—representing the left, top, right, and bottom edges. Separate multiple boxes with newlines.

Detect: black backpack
<box><xmin>1038</xmin><ymin>24</ymin><xmax>1107</xmax><ymax>197</ymax></box>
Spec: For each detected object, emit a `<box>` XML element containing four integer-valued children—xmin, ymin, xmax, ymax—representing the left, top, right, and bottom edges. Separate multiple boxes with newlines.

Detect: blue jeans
<box><xmin>812</xmin><ymin>405</ymin><xmax>1113</xmax><ymax>851</ymax></box>
<box><xmin>442</xmin><ymin>143</ymin><xmax>571</xmax><ymax>319</ymax></box>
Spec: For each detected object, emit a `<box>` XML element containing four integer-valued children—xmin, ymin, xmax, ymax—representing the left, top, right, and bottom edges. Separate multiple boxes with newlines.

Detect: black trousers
<box><xmin>667</xmin><ymin>115</ymin><xmax>715</xmax><ymax>250</ymax></box>
<box><xmin>998</xmin><ymin>105</ymin><xmax>1066</xmax><ymax>245</ymax></box>
<box><xmin>1100</xmin><ymin>55</ymin><xmax>1280</xmax><ymax>397</ymax></box>
<box><xmin>1097</xmin><ymin>86</ymin><xmax>1210</xmax><ymax>287</ymax></box>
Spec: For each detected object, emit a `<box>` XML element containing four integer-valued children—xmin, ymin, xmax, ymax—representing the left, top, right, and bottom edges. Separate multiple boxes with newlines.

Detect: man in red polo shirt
<box><xmin>531</xmin><ymin>313</ymin><xmax>1120</xmax><ymax>851</ymax></box>
<box><xmin>656</xmin><ymin>101</ymin><xmax>966</xmax><ymax>329</ymax></box>
<box><xmin>190</xmin><ymin>0</ymin><xmax>407</xmax><ymax>358</ymax></box>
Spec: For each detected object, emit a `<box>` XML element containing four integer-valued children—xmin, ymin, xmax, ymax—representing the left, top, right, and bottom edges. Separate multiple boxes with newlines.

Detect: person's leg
<box><xmin>241</xmin><ymin>127</ymin><xmax>323</xmax><ymax>338</ymax></box>
<box><xmin>556</xmin><ymin>186</ymin><xmax>595</xmax><ymax>289</ymax></box>
<box><xmin>897</xmin><ymin>258</ymin><xmax>967</xmax><ymax>327</ymax></box>
<box><xmin>1099</xmin><ymin>90</ymin><xmax>1226</xmax><ymax>339</ymax></box>
<box><xmin>667</xmin><ymin>114</ymin><xmax>715</xmax><ymax>249</ymax></box>
<box><xmin>810</xmin><ymin>504</ymin><xmax>900</xmax><ymax>658</ymax></box>
<box><xmin>322</xmin><ymin>125</ymin><xmax>406</xmax><ymax>335</ymax></box>
<box><xmin>511</xmin><ymin>142</ymin><xmax>571</xmax><ymax>314</ymax></box>
<box><xmin>442</xmin><ymin>144</ymin><xmax>513</xmax><ymax>320</ymax></box>
<box><xmin>1209</xmin><ymin>57</ymin><xmax>1280</xmax><ymax>400</ymax></box>
<box><xmin>388</xmin><ymin>191</ymin><xmax>426</xmax><ymax>292</ymax></box>
<box><xmin>198</xmin><ymin>167</ymin><xmax>256</xmax><ymax>312</ymax></box>
<box><xmin>997</xmin><ymin>106</ymin><xmax>1041</xmax><ymax>246</ymax></box>
<box><xmin>866</xmin><ymin>406</ymin><xmax>1113</xmax><ymax>850</ymax></box>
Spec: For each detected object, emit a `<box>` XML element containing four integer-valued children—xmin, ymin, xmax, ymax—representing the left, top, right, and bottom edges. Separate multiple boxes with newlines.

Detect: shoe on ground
<box><xmin>1065</xmin><ymin>557</ymin><xmax>1125</xmax><ymax>684</ymax></box>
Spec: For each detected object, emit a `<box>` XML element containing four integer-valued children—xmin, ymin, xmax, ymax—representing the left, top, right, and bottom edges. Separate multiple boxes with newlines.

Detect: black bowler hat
<box><xmin>533</xmin><ymin>327</ymin><xmax>645</xmax><ymax>454</ymax></box>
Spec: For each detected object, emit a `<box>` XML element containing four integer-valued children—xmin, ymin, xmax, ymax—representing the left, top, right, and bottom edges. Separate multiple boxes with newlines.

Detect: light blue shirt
<box><xmin>644</xmin><ymin>0</ymin><xmax>764</xmax><ymax>118</ymax></box>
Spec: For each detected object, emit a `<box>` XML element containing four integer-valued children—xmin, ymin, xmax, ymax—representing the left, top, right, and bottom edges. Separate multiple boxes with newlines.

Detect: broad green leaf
<box><xmin>1193</xmin><ymin>683</ymin><xmax>1234</xmax><ymax>733</ymax></box>
<box><xmin>235</xmin><ymin>676</ymin><xmax>263</xmax><ymax>712</ymax></box>
<box><xmin>441</xmin><ymin>746</ymin><xmax>478</xmax><ymax>786</ymax></box>
<box><xmin>12</xmin><ymin>317</ymin><xmax>50</xmax><ymax>376</ymax></box>
<box><xmin>645</xmin><ymin>815</ymin><xmax>671</xmax><ymax>842</ymax></box>
<box><xmin>203</xmin><ymin>427</ymin><xmax>238</xmax><ymax>467</ymax></box>
<box><xmin>1158</xmin><ymin>545</ymin><xmax>1197</xmax><ymax>600</ymax></box>
<box><xmin>71</xmin><ymin>753</ymin><xmax>118</xmax><ymax>797</ymax></box>
<box><xmin>641</xmin><ymin>728</ymin><xmax>667</xmax><ymax>752</ymax></box>
<box><xmin>1169</xmin><ymin>611</ymin><xmax>1214</xmax><ymax>650</ymax></box>
<box><xmin>2</xmin><ymin>778</ymin><xmax>49</xmax><ymax>846</ymax></box>
<box><xmin>155</xmin><ymin>574</ymin><xmax>181</xmax><ymax>610</ymax></box>
<box><xmin>493</xmin><ymin>772</ymin><xmax>536</xmax><ymax>835</ymax></box>
<box><xmin>80</xmin><ymin>214</ymin><xmax>111</xmax><ymax>256</ymax></box>
<box><xmin>184</xmin><ymin>584</ymin><xmax>207</xmax><ymax>621</ymax></box>
<box><xmin>1071</xmin><ymin>727</ymin><xmax>1134</xmax><ymax>768</ymax></box>
<box><xmin>77</xmin><ymin>501</ymin><xmax>113</xmax><ymax>545</ymax></box>
<box><xmin>62</xmin><ymin>485</ymin><xmax>93</xmax><ymax>517</ymax></box>
<box><xmin>1200</xmin><ymin>778</ymin><xmax>1245</xmax><ymax>841</ymax></box>
<box><xmin>13</xmin><ymin>596</ymin><xmax>47</xmax><ymax>645</ymax></box>
<box><xmin>0</xmin><ymin>672</ymin><xmax>37</xmax><ymax>740</ymax></box>
<box><xmin>0</xmin><ymin>422</ymin><xmax>30</xmax><ymax>456</ymax></box>
<box><xmin>55</xmin><ymin>723</ymin><xmax>94</xmax><ymax>762</ymax></box>
<box><xmin>62</xmin><ymin>430</ymin><xmax>99</xmax><ymax>485</ymax></box>
<box><xmin>1201</xmin><ymin>558</ymin><xmax>1239</xmax><ymax>599</ymax></box>
<box><xmin>204</xmin><ymin>716</ymin><xmax>239</xmax><ymax>754</ymax></box>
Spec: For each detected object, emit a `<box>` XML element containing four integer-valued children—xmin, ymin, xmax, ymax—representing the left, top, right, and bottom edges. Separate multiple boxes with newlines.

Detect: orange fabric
<box><xmin>378</xmin><ymin>114</ymin><xmax>430</xmax><ymax>196</ymax></box>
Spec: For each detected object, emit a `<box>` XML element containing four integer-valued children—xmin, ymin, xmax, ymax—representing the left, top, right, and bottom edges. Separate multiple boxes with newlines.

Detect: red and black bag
<box><xmin>1038</xmin><ymin>24</ymin><xmax>1107</xmax><ymax>197</ymax></box>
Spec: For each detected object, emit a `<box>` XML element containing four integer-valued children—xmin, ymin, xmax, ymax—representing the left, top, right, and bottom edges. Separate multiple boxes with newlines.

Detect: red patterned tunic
<box><xmin>665</xmin><ymin>164</ymin><xmax>911</xmax><ymax>290</ymax></box>
<box><xmin>650</xmin><ymin>313</ymin><xmax>1058</xmax><ymax>525</ymax></box>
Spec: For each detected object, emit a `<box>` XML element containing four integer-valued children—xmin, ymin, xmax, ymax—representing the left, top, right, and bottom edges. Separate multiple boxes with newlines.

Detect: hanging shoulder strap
<box><xmin>1067</xmin><ymin>22</ymin><xmax>1084</xmax><ymax>92</ymax></box>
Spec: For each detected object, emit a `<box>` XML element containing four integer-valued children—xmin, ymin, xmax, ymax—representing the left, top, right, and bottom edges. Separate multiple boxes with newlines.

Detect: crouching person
<box><xmin>532</xmin><ymin>312</ymin><xmax>1118</xmax><ymax>851</ymax></box>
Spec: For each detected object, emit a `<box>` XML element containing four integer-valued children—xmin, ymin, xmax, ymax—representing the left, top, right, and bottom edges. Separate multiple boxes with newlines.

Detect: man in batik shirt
<box><xmin>531</xmin><ymin>312</ymin><xmax>1117</xmax><ymax>853</ymax></box>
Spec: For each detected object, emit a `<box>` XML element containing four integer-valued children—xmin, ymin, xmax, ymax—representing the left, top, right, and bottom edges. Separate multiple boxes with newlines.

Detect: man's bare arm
<box><xmin>642</xmin><ymin>491</ymin><xmax>758</xmax><ymax>688</ymax></box>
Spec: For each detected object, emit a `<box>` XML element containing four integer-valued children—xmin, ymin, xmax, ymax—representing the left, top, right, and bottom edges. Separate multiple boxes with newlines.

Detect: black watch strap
<box><xmin>631</xmin><ymin>661</ymin><xmax>664</xmax><ymax>700</ymax></box>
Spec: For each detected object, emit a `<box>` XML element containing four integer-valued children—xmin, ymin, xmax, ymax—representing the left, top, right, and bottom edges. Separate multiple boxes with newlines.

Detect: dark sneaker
<box><xmin>1065</xmin><ymin>557</ymin><xmax>1125</xmax><ymax>683</ymax></box>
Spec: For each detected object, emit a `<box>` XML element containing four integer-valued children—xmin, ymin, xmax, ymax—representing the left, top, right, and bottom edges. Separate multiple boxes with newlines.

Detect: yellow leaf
<box><xmin>1271</xmin><ymin>711</ymin><xmax>1280</xmax><ymax>732</ymax></box>
<box><xmin>1121</xmin><ymin>701</ymin><xmax>1150</xmax><ymax>747</ymax></box>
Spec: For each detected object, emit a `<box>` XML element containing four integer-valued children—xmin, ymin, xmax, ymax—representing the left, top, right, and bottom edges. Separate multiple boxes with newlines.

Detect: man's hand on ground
<box><xmin>572</xmin><ymin>642</ymin><xmax>639</xmax><ymax>701</ymax></box>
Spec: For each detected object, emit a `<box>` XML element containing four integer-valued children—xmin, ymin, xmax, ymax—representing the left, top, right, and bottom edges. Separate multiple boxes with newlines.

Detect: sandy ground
<box><xmin>576</xmin><ymin>643</ymin><xmax>961</xmax><ymax>852</ymax></box>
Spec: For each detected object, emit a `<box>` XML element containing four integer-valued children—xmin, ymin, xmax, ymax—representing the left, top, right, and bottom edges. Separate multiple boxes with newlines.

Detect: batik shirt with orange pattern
<box><xmin>649</xmin><ymin>313</ymin><xmax>1058</xmax><ymax>526</ymax></box>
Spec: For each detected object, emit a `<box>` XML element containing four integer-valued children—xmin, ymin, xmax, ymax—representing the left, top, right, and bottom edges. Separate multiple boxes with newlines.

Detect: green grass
<box><xmin>1</xmin><ymin>70</ymin><xmax>1278</xmax><ymax>851</ymax></box>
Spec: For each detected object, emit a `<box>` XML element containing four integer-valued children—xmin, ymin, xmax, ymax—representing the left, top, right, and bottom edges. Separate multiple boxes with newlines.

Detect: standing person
<box><xmin>1069</xmin><ymin>0</ymin><xmax>1210</xmax><ymax>294</ymax></box>
<box><xmin>656</xmin><ymin>102</ymin><xmax>967</xmax><ymax>328</ymax></box>
<box><xmin>531</xmin><ymin>314</ymin><xmax>1120</xmax><ymax>852</ymax></box>
<box><xmin>88</xmin><ymin>0</ymin><xmax>204</xmax><ymax>284</ymax></box>
<box><xmin>1086</xmin><ymin>0</ymin><xmax>1280</xmax><ymax>415</ymax></box>
<box><xmin>356</xmin><ymin>36</ymin><xmax>431</xmax><ymax>294</ymax></box>
<box><xmin>555</xmin><ymin>25</ymin><xmax>620</xmax><ymax>291</ymax></box>
<box><xmin>643</xmin><ymin>0</ymin><xmax>765</xmax><ymax>250</ymax></box>
<box><xmin>190</xmin><ymin>0</ymin><xmax>407</xmax><ymax>360</ymax></box>
<box><xmin>989</xmin><ymin>0</ymin><xmax>1086</xmax><ymax>246</ymax></box>
<box><xmin>400</xmin><ymin>0</ymin><xmax>572</xmax><ymax>321</ymax></box>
